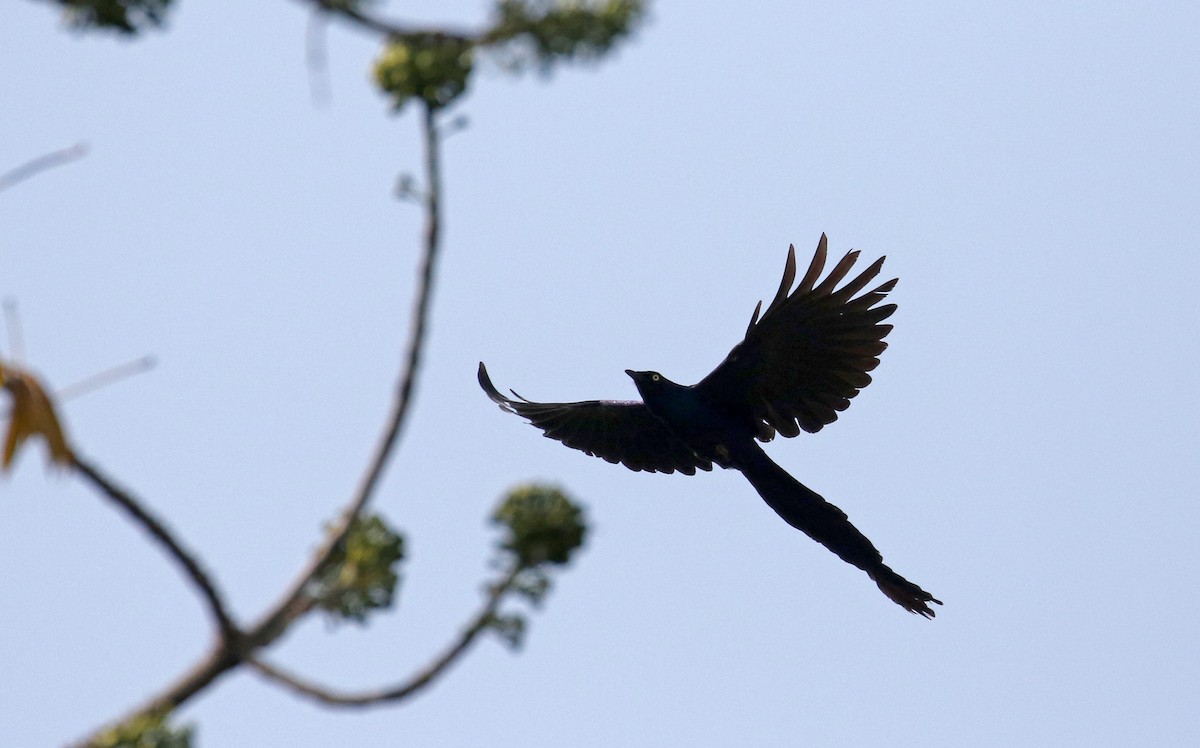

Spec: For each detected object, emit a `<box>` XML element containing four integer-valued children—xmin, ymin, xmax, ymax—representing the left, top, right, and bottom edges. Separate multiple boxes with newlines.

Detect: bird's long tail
<box><xmin>734</xmin><ymin>444</ymin><xmax>942</xmax><ymax>618</ymax></box>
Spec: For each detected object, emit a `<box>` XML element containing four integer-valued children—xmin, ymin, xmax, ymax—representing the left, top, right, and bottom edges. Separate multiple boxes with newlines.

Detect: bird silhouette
<box><xmin>479</xmin><ymin>235</ymin><xmax>941</xmax><ymax>617</ymax></box>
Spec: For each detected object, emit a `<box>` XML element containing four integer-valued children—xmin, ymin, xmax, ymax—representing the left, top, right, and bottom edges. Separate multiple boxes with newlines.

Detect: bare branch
<box><xmin>246</xmin><ymin>101</ymin><xmax>447</xmax><ymax>648</ymax></box>
<box><xmin>66</xmin><ymin>642</ymin><xmax>238</xmax><ymax>748</ymax></box>
<box><xmin>3</xmin><ymin>298</ymin><xmax>24</xmax><ymax>361</ymax></box>
<box><xmin>300</xmin><ymin>0</ymin><xmax>475</xmax><ymax>41</ymax></box>
<box><xmin>0</xmin><ymin>143</ymin><xmax>88</xmax><ymax>194</ymax></box>
<box><xmin>249</xmin><ymin>563</ymin><xmax>523</xmax><ymax>706</ymax></box>
<box><xmin>72</xmin><ymin>455</ymin><xmax>240</xmax><ymax>643</ymax></box>
<box><xmin>55</xmin><ymin>355</ymin><xmax>157</xmax><ymax>401</ymax></box>
<box><xmin>75</xmin><ymin>96</ymin><xmax>452</xmax><ymax>746</ymax></box>
<box><xmin>305</xmin><ymin>10</ymin><xmax>332</xmax><ymax>107</ymax></box>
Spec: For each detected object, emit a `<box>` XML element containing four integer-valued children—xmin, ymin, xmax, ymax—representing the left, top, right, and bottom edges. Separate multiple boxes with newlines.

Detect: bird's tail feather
<box><xmin>870</xmin><ymin>565</ymin><xmax>943</xmax><ymax>619</ymax></box>
<box><xmin>734</xmin><ymin>444</ymin><xmax>941</xmax><ymax>618</ymax></box>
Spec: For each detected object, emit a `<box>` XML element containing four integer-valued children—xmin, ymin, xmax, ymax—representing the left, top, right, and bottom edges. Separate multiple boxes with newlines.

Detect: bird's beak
<box><xmin>624</xmin><ymin>369</ymin><xmax>638</xmax><ymax>380</ymax></box>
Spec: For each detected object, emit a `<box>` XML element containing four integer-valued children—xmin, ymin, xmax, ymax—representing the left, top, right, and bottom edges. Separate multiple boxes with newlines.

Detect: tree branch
<box><xmin>76</xmin><ymin>77</ymin><xmax>451</xmax><ymax>748</ymax></box>
<box><xmin>72</xmin><ymin>455</ymin><xmax>240</xmax><ymax>643</ymax></box>
<box><xmin>65</xmin><ymin>641</ymin><xmax>240</xmax><ymax>748</ymax></box>
<box><xmin>0</xmin><ymin>143</ymin><xmax>88</xmax><ymax>193</ymax></box>
<box><xmin>302</xmin><ymin>0</ymin><xmax>475</xmax><ymax>41</ymax></box>
<box><xmin>248</xmin><ymin>563</ymin><xmax>523</xmax><ymax>706</ymax></box>
<box><xmin>305</xmin><ymin>10</ymin><xmax>332</xmax><ymax>107</ymax></box>
<box><xmin>244</xmin><ymin>101</ymin><xmax>446</xmax><ymax>649</ymax></box>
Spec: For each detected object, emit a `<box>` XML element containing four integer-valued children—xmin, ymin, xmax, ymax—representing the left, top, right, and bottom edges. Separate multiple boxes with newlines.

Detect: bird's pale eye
<box><xmin>651</xmin><ymin>373</ymin><xmax>661</xmax><ymax>382</ymax></box>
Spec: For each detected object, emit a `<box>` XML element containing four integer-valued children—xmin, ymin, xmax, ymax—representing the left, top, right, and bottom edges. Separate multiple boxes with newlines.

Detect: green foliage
<box><xmin>309</xmin><ymin>513</ymin><xmax>406</xmax><ymax>624</ymax></box>
<box><xmin>488</xmin><ymin>0</ymin><xmax>646</xmax><ymax>71</ymax></box>
<box><xmin>482</xmin><ymin>485</ymin><xmax>586</xmax><ymax>649</ymax></box>
<box><xmin>373</xmin><ymin>34</ymin><xmax>475</xmax><ymax>113</ymax></box>
<box><xmin>46</xmin><ymin>0</ymin><xmax>174</xmax><ymax>35</ymax></box>
<box><xmin>486</xmin><ymin>612</ymin><xmax>528</xmax><ymax>650</ymax></box>
<box><xmin>93</xmin><ymin>711</ymin><xmax>192</xmax><ymax>748</ymax></box>
<box><xmin>511</xmin><ymin>567</ymin><xmax>551</xmax><ymax>605</ymax></box>
<box><xmin>372</xmin><ymin>1</ymin><xmax>645</xmax><ymax>113</ymax></box>
<box><xmin>492</xmin><ymin>484</ymin><xmax>587</xmax><ymax>567</ymax></box>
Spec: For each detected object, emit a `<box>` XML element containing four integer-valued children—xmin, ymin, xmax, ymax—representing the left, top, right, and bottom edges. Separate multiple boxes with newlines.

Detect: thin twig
<box><xmin>249</xmin><ymin>563</ymin><xmax>523</xmax><ymax>706</ymax></box>
<box><xmin>75</xmin><ymin>97</ymin><xmax>451</xmax><ymax>746</ymax></box>
<box><xmin>300</xmin><ymin>0</ymin><xmax>475</xmax><ymax>41</ymax></box>
<box><xmin>72</xmin><ymin>455</ymin><xmax>240</xmax><ymax>643</ymax></box>
<box><xmin>3</xmin><ymin>299</ymin><xmax>23</xmax><ymax>361</ymax></box>
<box><xmin>244</xmin><ymin>101</ymin><xmax>446</xmax><ymax>648</ymax></box>
<box><xmin>72</xmin><ymin>11</ymin><xmax>460</xmax><ymax>741</ymax></box>
<box><xmin>0</xmin><ymin>143</ymin><xmax>88</xmax><ymax>193</ymax></box>
<box><xmin>55</xmin><ymin>355</ymin><xmax>157</xmax><ymax>401</ymax></box>
<box><xmin>65</xmin><ymin>643</ymin><xmax>239</xmax><ymax>748</ymax></box>
<box><xmin>306</xmin><ymin>10</ymin><xmax>332</xmax><ymax>107</ymax></box>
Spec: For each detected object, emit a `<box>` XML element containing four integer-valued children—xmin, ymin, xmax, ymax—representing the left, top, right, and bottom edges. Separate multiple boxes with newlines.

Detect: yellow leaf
<box><xmin>0</xmin><ymin>360</ymin><xmax>73</xmax><ymax>471</ymax></box>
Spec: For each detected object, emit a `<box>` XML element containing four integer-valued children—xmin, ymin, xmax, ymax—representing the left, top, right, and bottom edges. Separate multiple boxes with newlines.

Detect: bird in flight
<box><xmin>478</xmin><ymin>235</ymin><xmax>941</xmax><ymax>617</ymax></box>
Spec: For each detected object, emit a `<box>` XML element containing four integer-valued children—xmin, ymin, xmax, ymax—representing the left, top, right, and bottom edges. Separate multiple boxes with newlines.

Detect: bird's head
<box><xmin>625</xmin><ymin>369</ymin><xmax>676</xmax><ymax>399</ymax></box>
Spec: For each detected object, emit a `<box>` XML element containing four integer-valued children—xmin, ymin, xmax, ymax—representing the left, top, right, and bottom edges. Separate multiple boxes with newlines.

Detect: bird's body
<box><xmin>479</xmin><ymin>235</ymin><xmax>941</xmax><ymax>617</ymax></box>
<box><xmin>626</xmin><ymin>372</ymin><xmax>749</xmax><ymax>467</ymax></box>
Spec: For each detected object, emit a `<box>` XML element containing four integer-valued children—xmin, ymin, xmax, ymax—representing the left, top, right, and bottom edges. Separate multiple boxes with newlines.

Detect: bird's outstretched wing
<box><xmin>478</xmin><ymin>363</ymin><xmax>713</xmax><ymax>475</ymax></box>
<box><xmin>696</xmin><ymin>234</ymin><xmax>897</xmax><ymax>438</ymax></box>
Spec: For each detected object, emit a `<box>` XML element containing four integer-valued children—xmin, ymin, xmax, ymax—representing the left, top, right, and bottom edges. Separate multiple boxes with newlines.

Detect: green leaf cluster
<box><xmin>373</xmin><ymin>35</ymin><xmax>475</xmax><ymax>113</ymax></box>
<box><xmin>93</xmin><ymin>711</ymin><xmax>193</xmax><ymax>748</ymax></box>
<box><xmin>492</xmin><ymin>484</ymin><xmax>587</xmax><ymax>567</ymax></box>
<box><xmin>489</xmin><ymin>0</ymin><xmax>646</xmax><ymax>70</ymax></box>
<box><xmin>486</xmin><ymin>612</ymin><xmax>527</xmax><ymax>649</ymax></box>
<box><xmin>49</xmin><ymin>0</ymin><xmax>173</xmax><ymax>34</ymax></box>
<box><xmin>372</xmin><ymin>0</ymin><xmax>645</xmax><ymax>112</ymax></box>
<box><xmin>310</xmin><ymin>513</ymin><xmax>406</xmax><ymax>624</ymax></box>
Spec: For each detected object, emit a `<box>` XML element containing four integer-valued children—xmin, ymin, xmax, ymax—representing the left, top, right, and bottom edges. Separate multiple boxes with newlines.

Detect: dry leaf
<box><xmin>0</xmin><ymin>359</ymin><xmax>73</xmax><ymax>471</ymax></box>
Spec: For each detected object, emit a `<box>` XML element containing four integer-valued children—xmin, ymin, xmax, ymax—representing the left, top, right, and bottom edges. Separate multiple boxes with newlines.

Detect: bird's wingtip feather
<box><xmin>796</xmin><ymin>235</ymin><xmax>828</xmax><ymax>294</ymax></box>
<box><xmin>477</xmin><ymin>361</ymin><xmax>514</xmax><ymax>406</ymax></box>
<box><xmin>746</xmin><ymin>299</ymin><xmax>763</xmax><ymax>334</ymax></box>
<box><xmin>764</xmin><ymin>243</ymin><xmax>798</xmax><ymax>317</ymax></box>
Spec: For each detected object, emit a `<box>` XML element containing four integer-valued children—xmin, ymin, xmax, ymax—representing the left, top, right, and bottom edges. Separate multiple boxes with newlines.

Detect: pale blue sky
<box><xmin>3</xmin><ymin>1</ymin><xmax>1199</xmax><ymax>746</ymax></box>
